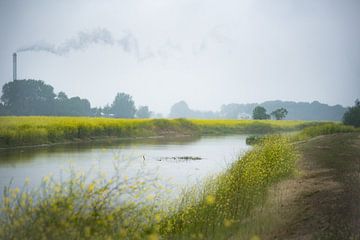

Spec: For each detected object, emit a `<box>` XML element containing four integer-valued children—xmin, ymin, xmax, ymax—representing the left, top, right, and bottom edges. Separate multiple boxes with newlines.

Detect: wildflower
<box><xmin>154</xmin><ymin>214</ymin><xmax>162</xmax><ymax>223</ymax></box>
<box><xmin>87</xmin><ymin>183</ymin><xmax>95</xmax><ymax>193</ymax></box>
<box><xmin>205</xmin><ymin>195</ymin><xmax>215</xmax><ymax>205</ymax></box>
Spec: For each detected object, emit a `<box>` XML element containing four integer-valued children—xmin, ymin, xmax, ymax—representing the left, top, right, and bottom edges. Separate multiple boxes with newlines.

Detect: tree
<box><xmin>54</xmin><ymin>91</ymin><xmax>91</xmax><ymax>116</ymax></box>
<box><xmin>1</xmin><ymin>79</ymin><xmax>56</xmax><ymax>115</ymax></box>
<box><xmin>271</xmin><ymin>108</ymin><xmax>288</xmax><ymax>120</ymax></box>
<box><xmin>343</xmin><ymin>99</ymin><xmax>360</xmax><ymax>127</ymax></box>
<box><xmin>111</xmin><ymin>93</ymin><xmax>136</xmax><ymax>118</ymax></box>
<box><xmin>169</xmin><ymin>101</ymin><xmax>192</xmax><ymax>118</ymax></box>
<box><xmin>252</xmin><ymin>106</ymin><xmax>270</xmax><ymax>120</ymax></box>
<box><xmin>136</xmin><ymin>106</ymin><xmax>151</xmax><ymax>118</ymax></box>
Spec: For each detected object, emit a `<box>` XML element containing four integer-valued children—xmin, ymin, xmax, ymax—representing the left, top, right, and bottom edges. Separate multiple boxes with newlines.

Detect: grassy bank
<box><xmin>0</xmin><ymin>117</ymin><xmax>199</xmax><ymax>147</ymax></box>
<box><xmin>191</xmin><ymin>119</ymin><xmax>315</xmax><ymax>135</ymax></box>
<box><xmin>0</xmin><ymin>116</ymin><xmax>314</xmax><ymax>148</ymax></box>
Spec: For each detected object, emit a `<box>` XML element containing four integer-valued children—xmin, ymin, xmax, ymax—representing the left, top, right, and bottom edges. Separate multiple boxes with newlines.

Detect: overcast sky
<box><xmin>0</xmin><ymin>0</ymin><xmax>359</xmax><ymax>114</ymax></box>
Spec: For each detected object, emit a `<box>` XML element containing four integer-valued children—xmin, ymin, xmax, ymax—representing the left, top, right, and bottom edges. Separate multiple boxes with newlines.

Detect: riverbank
<box><xmin>262</xmin><ymin>132</ymin><xmax>360</xmax><ymax>239</ymax></box>
<box><xmin>0</xmin><ymin>123</ymin><xmax>358</xmax><ymax>239</ymax></box>
<box><xmin>0</xmin><ymin>116</ymin><xmax>315</xmax><ymax>148</ymax></box>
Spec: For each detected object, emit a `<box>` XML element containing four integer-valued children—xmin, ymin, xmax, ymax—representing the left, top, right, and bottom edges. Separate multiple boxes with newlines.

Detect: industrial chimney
<box><xmin>13</xmin><ymin>53</ymin><xmax>17</xmax><ymax>81</ymax></box>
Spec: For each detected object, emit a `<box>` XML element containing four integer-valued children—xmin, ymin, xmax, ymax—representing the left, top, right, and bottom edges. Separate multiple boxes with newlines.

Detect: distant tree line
<box><xmin>0</xmin><ymin>79</ymin><xmax>152</xmax><ymax>118</ymax></box>
<box><xmin>169</xmin><ymin>100</ymin><xmax>348</xmax><ymax>121</ymax></box>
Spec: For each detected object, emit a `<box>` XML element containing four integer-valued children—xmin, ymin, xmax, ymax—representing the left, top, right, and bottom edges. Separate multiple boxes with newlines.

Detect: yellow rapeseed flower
<box><xmin>154</xmin><ymin>214</ymin><xmax>162</xmax><ymax>223</ymax></box>
<box><xmin>205</xmin><ymin>195</ymin><xmax>215</xmax><ymax>205</ymax></box>
<box><xmin>87</xmin><ymin>183</ymin><xmax>95</xmax><ymax>193</ymax></box>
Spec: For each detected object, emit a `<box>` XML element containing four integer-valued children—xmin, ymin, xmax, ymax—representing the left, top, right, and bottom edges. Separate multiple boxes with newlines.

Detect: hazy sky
<box><xmin>0</xmin><ymin>0</ymin><xmax>359</xmax><ymax>114</ymax></box>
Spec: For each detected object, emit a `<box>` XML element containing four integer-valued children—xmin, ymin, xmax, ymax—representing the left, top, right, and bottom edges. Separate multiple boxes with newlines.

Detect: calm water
<box><xmin>0</xmin><ymin>135</ymin><xmax>251</xmax><ymax>195</ymax></box>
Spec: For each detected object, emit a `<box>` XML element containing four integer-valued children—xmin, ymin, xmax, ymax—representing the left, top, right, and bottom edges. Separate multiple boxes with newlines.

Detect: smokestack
<box><xmin>13</xmin><ymin>53</ymin><xmax>17</xmax><ymax>81</ymax></box>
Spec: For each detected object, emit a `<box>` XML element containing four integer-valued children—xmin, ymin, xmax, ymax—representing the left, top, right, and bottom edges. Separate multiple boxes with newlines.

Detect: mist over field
<box><xmin>0</xmin><ymin>0</ymin><xmax>359</xmax><ymax>115</ymax></box>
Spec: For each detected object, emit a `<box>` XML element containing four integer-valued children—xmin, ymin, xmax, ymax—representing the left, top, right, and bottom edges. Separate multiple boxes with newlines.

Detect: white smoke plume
<box><xmin>16</xmin><ymin>28</ymin><xmax>147</xmax><ymax>60</ymax></box>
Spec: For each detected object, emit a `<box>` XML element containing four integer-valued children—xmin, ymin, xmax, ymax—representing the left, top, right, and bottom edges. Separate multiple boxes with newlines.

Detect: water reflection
<box><xmin>0</xmin><ymin>135</ymin><xmax>251</xmax><ymax>196</ymax></box>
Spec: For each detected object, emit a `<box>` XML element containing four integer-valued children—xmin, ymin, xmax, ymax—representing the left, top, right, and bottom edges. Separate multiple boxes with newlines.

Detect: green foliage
<box><xmin>111</xmin><ymin>93</ymin><xmax>136</xmax><ymax>118</ymax></box>
<box><xmin>1</xmin><ymin>79</ymin><xmax>56</xmax><ymax>115</ymax></box>
<box><xmin>252</xmin><ymin>106</ymin><xmax>270</xmax><ymax>120</ymax></box>
<box><xmin>271</xmin><ymin>108</ymin><xmax>288</xmax><ymax>120</ymax></box>
<box><xmin>245</xmin><ymin>135</ymin><xmax>263</xmax><ymax>145</ymax></box>
<box><xmin>343</xmin><ymin>99</ymin><xmax>360</xmax><ymax>127</ymax></box>
<box><xmin>0</xmin><ymin>80</ymin><xmax>92</xmax><ymax>116</ymax></box>
<box><xmin>54</xmin><ymin>92</ymin><xmax>91</xmax><ymax>116</ymax></box>
<box><xmin>0</xmin><ymin>170</ymin><xmax>164</xmax><ymax>240</ymax></box>
<box><xmin>136</xmin><ymin>106</ymin><xmax>151</xmax><ymax>118</ymax></box>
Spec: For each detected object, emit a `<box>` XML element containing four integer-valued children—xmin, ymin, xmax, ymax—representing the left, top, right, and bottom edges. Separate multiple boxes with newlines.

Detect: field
<box><xmin>1</xmin><ymin>123</ymin><xmax>358</xmax><ymax>239</ymax></box>
<box><xmin>0</xmin><ymin>116</ymin><xmax>317</xmax><ymax>148</ymax></box>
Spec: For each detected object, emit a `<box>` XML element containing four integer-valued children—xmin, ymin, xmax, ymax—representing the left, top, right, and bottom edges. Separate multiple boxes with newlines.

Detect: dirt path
<box><xmin>268</xmin><ymin>133</ymin><xmax>360</xmax><ymax>240</ymax></box>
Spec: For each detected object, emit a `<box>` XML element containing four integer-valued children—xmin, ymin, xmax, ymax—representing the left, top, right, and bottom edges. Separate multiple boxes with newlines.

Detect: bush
<box><xmin>343</xmin><ymin>99</ymin><xmax>360</xmax><ymax>128</ymax></box>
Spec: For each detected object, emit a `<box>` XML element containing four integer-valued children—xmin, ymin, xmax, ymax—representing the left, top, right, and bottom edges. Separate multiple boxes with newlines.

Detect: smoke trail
<box><xmin>17</xmin><ymin>28</ymin><xmax>115</xmax><ymax>55</ymax></box>
<box><xmin>16</xmin><ymin>28</ymin><xmax>148</xmax><ymax>60</ymax></box>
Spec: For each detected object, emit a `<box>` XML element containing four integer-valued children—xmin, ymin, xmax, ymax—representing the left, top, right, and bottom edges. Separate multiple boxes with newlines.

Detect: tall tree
<box><xmin>1</xmin><ymin>80</ymin><xmax>56</xmax><ymax>115</ymax></box>
<box><xmin>271</xmin><ymin>108</ymin><xmax>288</xmax><ymax>120</ymax></box>
<box><xmin>111</xmin><ymin>93</ymin><xmax>136</xmax><ymax>118</ymax></box>
<box><xmin>252</xmin><ymin>106</ymin><xmax>270</xmax><ymax>120</ymax></box>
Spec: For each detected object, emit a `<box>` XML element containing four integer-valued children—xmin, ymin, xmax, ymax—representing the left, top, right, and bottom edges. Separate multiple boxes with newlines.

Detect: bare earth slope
<box><xmin>269</xmin><ymin>133</ymin><xmax>360</xmax><ymax>240</ymax></box>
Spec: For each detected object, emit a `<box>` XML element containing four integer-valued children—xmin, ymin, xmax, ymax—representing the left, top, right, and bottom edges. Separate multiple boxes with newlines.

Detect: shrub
<box><xmin>343</xmin><ymin>99</ymin><xmax>360</xmax><ymax>128</ymax></box>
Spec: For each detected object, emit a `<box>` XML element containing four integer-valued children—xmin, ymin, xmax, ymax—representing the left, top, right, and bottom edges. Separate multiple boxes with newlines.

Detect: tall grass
<box><xmin>0</xmin><ymin>116</ymin><xmax>314</xmax><ymax>147</ymax></box>
<box><xmin>292</xmin><ymin>122</ymin><xmax>358</xmax><ymax>141</ymax></box>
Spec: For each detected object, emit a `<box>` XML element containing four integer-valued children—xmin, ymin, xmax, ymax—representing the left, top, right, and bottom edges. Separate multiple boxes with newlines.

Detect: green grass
<box><xmin>292</xmin><ymin>122</ymin><xmax>359</xmax><ymax>141</ymax></box>
<box><xmin>190</xmin><ymin>119</ymin><xmax>315</xmax><ymax>135</ymax></box>
<box><xmin>0</xmin><ymin>116</ymin><xmax>315</xmax><ymax>147</ymax></box>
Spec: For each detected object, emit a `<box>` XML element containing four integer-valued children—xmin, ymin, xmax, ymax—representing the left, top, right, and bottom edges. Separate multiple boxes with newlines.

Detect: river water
<box><xmin>0</xmin><ymin>135</ymin><xmax>251</xmax><ymax>195</ymax></box>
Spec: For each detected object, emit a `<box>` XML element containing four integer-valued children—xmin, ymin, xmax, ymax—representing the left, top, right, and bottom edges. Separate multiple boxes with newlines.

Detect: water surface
<box><xmin>0</xmin><ymin>135</ymin><xmax>251</xmax><ymax>195</ymax></box>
